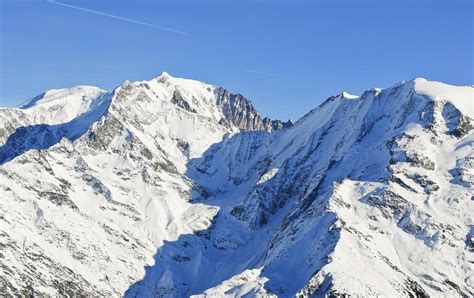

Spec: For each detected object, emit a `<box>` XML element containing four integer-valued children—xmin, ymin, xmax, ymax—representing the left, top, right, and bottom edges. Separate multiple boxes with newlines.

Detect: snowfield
<box><xmin>0</xmin><ymin>73</ymin><xmax>472</xmax><ymax>297</ymax></box>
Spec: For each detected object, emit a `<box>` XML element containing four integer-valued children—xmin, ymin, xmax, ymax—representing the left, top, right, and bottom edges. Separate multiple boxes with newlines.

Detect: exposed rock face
<box><xmin>215</xmin><ymin>87</ymin><xmax>292</xmax><ymax>132</ymax></box>
<box><xmin>0</xmin><ymin>75</ymin><xmax>473</xmax><ymax>297</ymax></box>
<box><xmin>170</xmin><ymin>89</ymin><xmax>197</xmax><ymax>114</ymax></box>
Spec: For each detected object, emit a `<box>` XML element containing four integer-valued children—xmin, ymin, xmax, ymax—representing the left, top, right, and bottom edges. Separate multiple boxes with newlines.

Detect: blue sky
<box><xmin>1</xmin><ymin>0</ymin><xmax>472</xmax><ymax>120</ymax></box>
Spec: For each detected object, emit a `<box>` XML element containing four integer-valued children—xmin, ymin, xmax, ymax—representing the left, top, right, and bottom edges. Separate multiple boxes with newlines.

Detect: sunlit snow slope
<box><xmin>0</xmin><ymin>74</ymin><xmax>472</xmax><ymax>297</ymax></box>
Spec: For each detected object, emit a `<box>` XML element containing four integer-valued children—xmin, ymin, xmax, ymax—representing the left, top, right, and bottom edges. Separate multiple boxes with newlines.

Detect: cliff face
<box><xmin>215</xmin><ymin>87</ymin><xmax>292</xmax><ymax>132</ymax></box>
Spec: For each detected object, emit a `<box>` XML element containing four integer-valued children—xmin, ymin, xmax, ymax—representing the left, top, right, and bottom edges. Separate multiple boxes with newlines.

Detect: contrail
<box><xmin>243</xmin><ymin>69</ymin><xmax>281</xmax><ymax>78</ymax></box>
<box><xmin>46</xmin><ymin>0</ymin><xmax>189</xmax><ymax>36</ymax></box>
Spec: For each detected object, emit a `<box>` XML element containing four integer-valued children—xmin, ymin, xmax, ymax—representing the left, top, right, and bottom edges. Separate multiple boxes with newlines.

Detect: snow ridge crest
<box><xmin>0</xmin><ymin>75</ymin><xmax>472</xmax><ymax>297</ymax></box>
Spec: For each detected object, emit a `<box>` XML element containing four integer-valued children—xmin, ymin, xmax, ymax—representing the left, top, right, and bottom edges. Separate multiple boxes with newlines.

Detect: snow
<box><xmin>341</xmin><ymin>91</ymin><xmax>359</xmax><ymax>99</ymax></box>
<box><xmin>3</xmin><ymin>86</ymin><xmax>110</xmax><ymax>130</ymax></box>
<box><xmin>136</xmin><ymin>72</ymin><xmax>224</xmax><ymax>121</ymax></box>
<box><xmin>193</xmin><ymin>268</ymin><xmax>271</xmax><ymax>297</ymax></box>
<box><xmin>0</xmin><ymin>73</ymin><xmax>473</xmax><ymax>296</ymax></box>
<box><xmin>257</xmin><ymin>168</ymin><xmax>279</xmax><ymax>185</ymax></box>
<box><xmin>413</xmin><ymin>77</ymin><xmax>474</xmax><ymax>118</ymax></box>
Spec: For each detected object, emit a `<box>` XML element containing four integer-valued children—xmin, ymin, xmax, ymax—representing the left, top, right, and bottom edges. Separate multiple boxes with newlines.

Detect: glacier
<box><xmin>0</xmin><ymin>73</ymin><xmax>473</xmax><ymax>297</ymax></box>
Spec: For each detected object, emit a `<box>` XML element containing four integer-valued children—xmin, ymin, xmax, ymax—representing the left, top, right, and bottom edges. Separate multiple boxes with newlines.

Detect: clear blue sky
<box><xmin>1</xmin><ymin>0</ymin><xmax>472</xmax><ymax>120</ymax></box>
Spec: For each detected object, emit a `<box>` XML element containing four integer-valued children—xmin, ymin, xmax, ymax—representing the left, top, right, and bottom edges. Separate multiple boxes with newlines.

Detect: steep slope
<box><xmin>0</xmin><ymin>73</ymin><xmax>288</xmax><ymax>296</ymax></box>
<box><xmin>186</xmin><ymin>78</ymin><xmax>473</xmax><ymax>296</ymax></box>
<box><xmin>0</xmin><ymin>86</ymin><xmax>111</xmax><ymax>164</ymax></box>
<box><xmin>0</xmin><ymin>75</ymin><xmax>472</xmax><ymax>297</ymax></box>
<box><xmin>133</xmin><ymin>72</ymin><xmax>291</xmax><ymax>132</ymax></box>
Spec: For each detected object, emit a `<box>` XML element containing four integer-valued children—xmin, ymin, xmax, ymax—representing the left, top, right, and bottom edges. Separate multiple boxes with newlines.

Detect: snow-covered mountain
<box><xmin>0</xmin><ymin>73</ymin><xmax>472</xmax><ymax>297</ymax></box>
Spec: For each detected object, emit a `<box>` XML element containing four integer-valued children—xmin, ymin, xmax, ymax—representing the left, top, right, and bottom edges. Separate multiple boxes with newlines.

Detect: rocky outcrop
<box><xmin>215</xmin><ymin>87</ymin><xmax>292</xmax><ymax>132</ymax></box>
<box><xmin>0</xmin><ymin>76</ymin><xmax>472</xmax><ymax>297</ymax></box>
<box><xmin>170</xmin><ymin>90</ymin><xmax>197</xmax><ymax>114</ymax></box>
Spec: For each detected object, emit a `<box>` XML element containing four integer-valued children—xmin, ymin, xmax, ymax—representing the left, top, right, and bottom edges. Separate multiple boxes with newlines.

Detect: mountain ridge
<box><xmin>0</xmin><ymin>74</ymin><xmax>472</xmax><ymax>297</ymax></box>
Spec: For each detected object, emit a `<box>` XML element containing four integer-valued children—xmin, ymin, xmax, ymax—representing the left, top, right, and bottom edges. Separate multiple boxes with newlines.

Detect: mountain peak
<box><xmin>119</xmin><ymin>72</ymin><xmax>291</xmax><ymax>132</ymax></box>
<box><xmin>412</xmin><ymin>77</ymin><xmax>474</xmax><ymax>118</ymax></box>
<box><xmin>412</xmin><ymin>77</ymin><xmax>428</xmax><ymax>83</ymax></box>
<box><xmin>19</xmin><ymin>85</ymin><xmax>103</xmax><ymax>109</ymax></box>
<box><xmin>1</xmin><ymin>76</ymin><xmax>472</xmax><ymax>297</ymax></box>
<box><xmin>156</xmin><ymin>71</ymin><xmax>172</xmax><ymax>80</ymax></box>
<box><xmin>340</xmin><ymin>91</ymin><xmax>358</xmax><ymax>99</ymax></box>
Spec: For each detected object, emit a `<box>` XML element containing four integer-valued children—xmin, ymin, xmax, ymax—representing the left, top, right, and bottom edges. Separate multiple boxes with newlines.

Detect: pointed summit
<box><xmin>1</xmin><ymin>75</ymin><xmax>472</xmax><ymax>297</ymax></box>
<box><xmin>156</xmin><ymin>71</ymin><xmax>172</xmax><ymax>81</ymax></box>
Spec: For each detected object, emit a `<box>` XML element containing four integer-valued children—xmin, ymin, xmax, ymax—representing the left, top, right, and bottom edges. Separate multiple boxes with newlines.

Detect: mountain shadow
<box><xmin>124</xmin><ymin>131</ymin><xmax>341</xmax><ymax>297</ymax></box>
